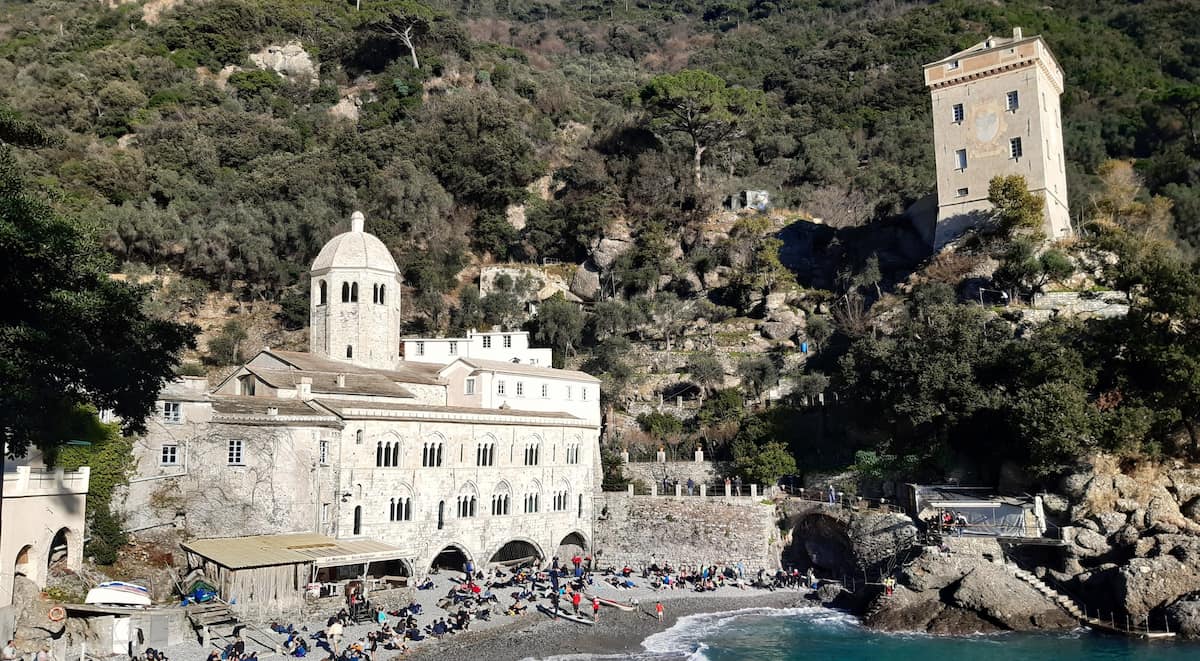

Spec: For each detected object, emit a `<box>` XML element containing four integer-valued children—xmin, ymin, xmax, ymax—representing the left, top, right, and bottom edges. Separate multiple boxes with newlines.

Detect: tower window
<box><xmin>416</xmin><ymin>341</ymin><xmax>425</xmax><ymax>356</ymax></box>
<box><xmin>379</xmin><ymin>284</ymin><xmax>385</xmax><ymax>304</ymax></box>
<box><xmin>956</xmin><ymin>188</ymin><xmax>969</xmax><ymax>198</ymax></box>
<box><xmin>1006</xmin><ymin>90</ymin><xmax>1019</xmax><ymax>111</ymax></box>
<box><xmin>482</xmin><ymin>336</ymin><xmax>492</xmax><ymax>349</ymax></box>
<box><xmin>952</xmin><ymin>103</ymin><xmax>963</xmax><ymax>123</ymax></box>
<box><xmin>449</xmin><ymin>341</ymin><xmax>457</xmax><ymax>355</ymax></box>
<box><xmin>346</xmin><ymin>345</ymin><xmax>354</xmax><ymax>358</ymax></box>
<box><xmin>341</xmin><ymin>282</ymin><xmax>350</xmax><ymax>302</ymax></box>
<box><xmin>372</xmin><ymin>284</ymin><xmax>379</xmax><ymax>304</ymax></box>
<box><xmin>1010</xmin><ymin>137</ymin><xmax>1023</xmax><ymax>159</ymax></box>
<box><xmin>350</xmin><ymin>282</ymin><xmax>359</xmax><ymax>302</ymax></box>
<box><xmin>503</xmin><ymin>335</ymin><xmax>512</xmax><ymax>348</ymax></box>
<box><xmin>319</xmin><ymin>280</ymin><xmax>327</xmax><ymax>305</ymax></box>
<box><xmin>954</xmin><ymin>149</ymin><xmax>967</xmax><ymax>171</ymax></box>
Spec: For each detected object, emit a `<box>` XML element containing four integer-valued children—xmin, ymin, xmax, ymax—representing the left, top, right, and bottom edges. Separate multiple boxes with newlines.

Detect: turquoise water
<box><xmin>550</xmin><ymin>607</ymin><xmax>1200</xmax><ymax>660</ymax></box>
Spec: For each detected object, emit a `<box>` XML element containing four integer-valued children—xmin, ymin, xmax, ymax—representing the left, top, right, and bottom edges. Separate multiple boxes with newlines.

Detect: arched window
<box><xmin>436</xmin><ymin>443</ymin><xmax>443</xmax><ymax>466</ymax></box>
<box><xmin>578</xmin><ymin>493</ymin><xmax>583</xmax><ymax>518</ymax></box>
<box><xmin>376</xmin><ymin>442</ymin><xmax>383</xmax><ymax>467</ymax></box>
<box><xmin>346</xmin><ymin>345</ymin><xmax>353</xmax><ymax>359</ymax></box>
<box><xmin>350</xmin><ymin>282</ymin><xmax>359</xmax><ymax>302</ymax></box>
<box><xmin>404</xmin><ymin>497</ymin><xmax>412</xmax><ymax>520</ymax></box>
<box><xmin>372</xmin><ymin>284</ymin><xmax>379</xmax><ymax>304</ymax></box>
<box><xmin>353</xmin><ymin>505</ymin><xmax>362</xmax><ymax>535</ymax></box>
<box><xmin>383</xmin><ymin>443</ymin><xmax>392</xmax><ymax>467</ymax></box>
<box><xmin>342</xmin><ymin>282</ymin><xmax>350</xmax><ymax>302</ymax></box>
<box><xmin>319</xmin><ymin>280</ymin><xmax>327</xmax><ymax>305</ymax></box>
<box><xmin>422</xmin><ymin>444</ymin><xmax>429</xmax><ymax>467</ymax></box>
<box><xmin>437</xmin><ymin>501</ymin><xmax>445</xmax><ymax>529</ymax></box>
<box><xmin>389</xmin><ymin>498</ymin><xmax>396</xmax><ymax>521</ymax></box>
<box><xmin>356</xmin><ymin>429</ymin><xmax>364</xmax><ymax>445</ymax></box>
<box><xmin>391</xmin><ymin>443</ymin><xmax>400</xmax><ymax>467</ymax></box>
<box><xmin>379</xmin><ymin>284</ymin><xmax>386</xmax><ymax>304</ymax></box>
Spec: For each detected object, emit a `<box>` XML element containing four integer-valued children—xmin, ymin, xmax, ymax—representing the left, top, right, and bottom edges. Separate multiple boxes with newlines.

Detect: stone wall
<box><xmin>621</xmin><ymin>460</ymin><xmax>735</xmax><ymax>489</ymax></box>
<box><xmin>592</xmin><ymin>493</ymin><xmax>782</xmax><ymax>572</ymax></box>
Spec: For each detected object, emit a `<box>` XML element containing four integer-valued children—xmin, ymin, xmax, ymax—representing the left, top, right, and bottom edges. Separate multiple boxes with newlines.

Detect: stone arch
<box><xmin>488</xmin><ymin>538</ymin><xmax>545</xmax><ymax>566</ymax></box>
<box><xmin>430</xmin><ymin>544</ymin><xmax>473</xmax><ymax>572</ymax></box>
<box><xmin>379</xmin><ymin>284</ymin><xmax>386</xmax><ymax>304</ymax></box>
<box><xmin>422</xmin><ymin>431</ymin><xmax>447</xmax><ymax>467</ymax></box>
<box><xmin>456</xmin><ymin>481</ymin><xmax>479</xmax><ymax>518</ymax></box>
<box><xmin>318</xmin><ymin>280</ymin><xmax>327</xmax><ymax>305</ymax></box>
<box><xmin>14</xmin><ymin>544</ymin><xmax>33</xmax><ymax>579</ymax></box>
<box><xmin>350</xmin><ymin>282</ymin><xmax>359</xmax><ymax>302</ymax></box>
<box><xmin>476</xmin><ymin>432</ymin><xmax>499</xmax><ymax>466</ymax></box>
<box><xmin>522</xmin><ymin>433</ymin><xmax>544</xmax><ymax>466</ymax></box>
<box><xmin>342</xmin><ymin>282</ymin><xmax>350</xmax><ymax>302</ymax></box>
<box><xmin>47</xmin><ymin>527</ymin><xmax>75</xmax><ymax>570</ymax></box>
<box><xmin>353</xmin><ymin>506</ymin><xmax>363</xmax><ymax>535</ymax></box>
<box><xmin>555</xmin><ymin>530</ymin><xmax>589</xmax><ymax>561</ymax></box>
<box><xmin>379</xmin><ymin>432</ymin><xmax>403</xmax><ymax>467</ymax></box>
<box><xmin>491</xmin><ymin>480</ymin><xmax>513</xmax><ymax>515</ymax></box>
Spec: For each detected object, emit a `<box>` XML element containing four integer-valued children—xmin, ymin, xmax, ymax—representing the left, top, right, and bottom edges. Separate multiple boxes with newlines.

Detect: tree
<box><xmin>737</xmin><ymin>355</ymin><xmax>779</xmax><ymax>400</ymax></box>
<box><xmin>206</xmin><ymin>319</ymin><xmax>248</xmax><ymax>366</ymax></box>
<box><xmin>0</xmin><ymin>109</ymin><xmax>197</xmax><ymax>457</ymax></box>
<box><xmin>804</xmin><ymin>315</ymin><xmax>833</xmax><ymax>351</ymax></box>
<box><xmin>735</xmin><ymin>441</ymin><xmax>797</xmax><ymax>486</ymax></box>
<box><xmin>988</xmin><ymin>175</ymin><xmax>1046</xmax><ymax>238</ymax></box>
<box><xmin>695</xmin><ymin>388</ymin><xmax>745</xmax><ymax>428</ymax></box>
<box><xmin>637</xmin><ymin>410</ymin><xmax>684</xmax><ymax>438</ymax></box>
<box><xmin>533</xmin><ymin>295</ymin><xmax>584</xmax><ymax>368</ymax></box>
<box><xmin>1161</xmin><ymin>84</ymin><xmax>1200</xmax><ymax>151</ymax></box>
<box><xmin>685</xmin><ymin>351</ymin><xmax>725</xmax><ymax>394</ymax></box>
<box><xmin>357</xmin><ymin>0</ymin><xmax>437</xmax><ymax>69</ymax></box>
<box><xmin>638</xmin><ymin>70</ymin><xmax>765</xmax><ymax>188</ymax></box>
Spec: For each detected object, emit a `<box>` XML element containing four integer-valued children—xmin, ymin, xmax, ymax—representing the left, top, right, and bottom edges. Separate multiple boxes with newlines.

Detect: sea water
<box><xmin>544</xmin><ymin>606</ymin><xmax>1200</xmax><ymax>660</ymax></box>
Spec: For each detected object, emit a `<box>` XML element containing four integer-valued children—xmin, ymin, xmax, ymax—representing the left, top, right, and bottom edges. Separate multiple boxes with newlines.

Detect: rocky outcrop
<box><xmin>783</xmin><ymin>502</ymin><xmax>916</xmax><ymax>576</ymax></box>
<box><xmin>1167</xmin><ymin>595</ymin><xmax>1200</xmax><ymax>638</ymax></box>
<box><xmin>865</xmin><ymin>544</ymin><xmax>1076</xmax><ymax>633</ymax></box>
<box><xmin>570</xmin><ymin>261</ymin><xmax>601</xmax><ymax>300</ymax></box>
<box><xmin>249</xmin><ymin>41</ymin><xmax>319</xmax><ymax>88</ymax></box>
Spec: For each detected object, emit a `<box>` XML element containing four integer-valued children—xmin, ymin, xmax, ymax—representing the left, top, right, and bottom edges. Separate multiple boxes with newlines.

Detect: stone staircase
<box><xmin>1007</xmin><ymin>566</ymin><xmax>1084</xmax><ymax>620</ymax></box>
<box><xmin>187</xmin><ymin>603</ymin><xmax>281</xmax><ymax>657</ymax></box>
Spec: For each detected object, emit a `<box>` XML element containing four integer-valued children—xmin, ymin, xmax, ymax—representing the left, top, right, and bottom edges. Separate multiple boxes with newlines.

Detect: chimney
<box><xmin>1013</xmin><ymin>27</ymin><xmax>1023</xmax><ymax>40</ymax></box>
<box><xmin>350</xmin><ymin>210</ymin><xmax>365</xmax><ymax>232</ymax></box>
<box><xmin>297</xmin><ymin>376</ymin><xmax>312</xmax><ymax>400</ymax></box>
<box><xmin>267</xmin><ymin>406</ymin><xmax>279</xmax><ymax>417</ymax></box>
<box><xmin>336</xmin><ymin>374</ymin><xmax>346</xmax><ymax>388</ymax></box>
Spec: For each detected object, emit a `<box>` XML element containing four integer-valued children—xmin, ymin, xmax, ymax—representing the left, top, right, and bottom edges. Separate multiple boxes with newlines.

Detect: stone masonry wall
<box><xmin>622</xmin><ymin>460</ymin><xmax>735</xmax><ymax>490</ymax></box>
<box><xmin>592</xmin><ymin>493</ymin><xmax>782</xmax><ymax>572</ymax></box>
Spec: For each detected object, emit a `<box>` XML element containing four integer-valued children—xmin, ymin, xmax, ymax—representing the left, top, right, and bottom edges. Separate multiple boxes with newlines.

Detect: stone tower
<box><xmin>923</xmin><ymin>28</ymin><xmax>1072</xmax><ymax>248</ymax></box>
<box><xmin>309</xmin><ymin>211</ymin><xmax>402</xmax><ymax>369</ymax></box>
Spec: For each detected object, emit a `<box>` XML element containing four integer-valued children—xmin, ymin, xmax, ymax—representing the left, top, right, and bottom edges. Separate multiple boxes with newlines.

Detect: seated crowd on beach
<box><xmin>187</xmin><ymin>554</ymin><xmax>821</xmax><ymax>661</ymax></box>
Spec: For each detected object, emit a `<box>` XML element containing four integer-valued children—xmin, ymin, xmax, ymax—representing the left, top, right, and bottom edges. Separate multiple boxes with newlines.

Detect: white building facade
<box><xmin>121</xmin><ymin>213</ymin><xmax>600</xmax><ymax>581</ymax></box>
<box><xmin>923</xmin><ymin>28</ymin><xmax>1072</xmax><ymax>248</ymax></box>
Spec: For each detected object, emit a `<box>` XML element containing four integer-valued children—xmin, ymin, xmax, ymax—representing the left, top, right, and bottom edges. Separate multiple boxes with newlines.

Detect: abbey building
<box><xmin>121</xmin><ymin>212</ymin><xmax>600</xmax><ymax>592</ymax></box>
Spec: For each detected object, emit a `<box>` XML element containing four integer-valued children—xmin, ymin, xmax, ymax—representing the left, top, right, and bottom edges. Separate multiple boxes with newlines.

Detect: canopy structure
<box><xmin>904</xmin><ymin>484</ymin><xmax>1041</xmax><ymax>537</ymax></box>
<box><xmin>182</xmin><ymin>533</ymin><xmax>410</xmax><ymax>615</ymax></box>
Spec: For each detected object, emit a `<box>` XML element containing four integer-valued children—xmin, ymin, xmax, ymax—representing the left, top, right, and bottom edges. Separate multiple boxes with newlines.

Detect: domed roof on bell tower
<box><xmin>310</xmin><ymin>211</ymin><xmax>398</xmax><ymax>274</ymax></box>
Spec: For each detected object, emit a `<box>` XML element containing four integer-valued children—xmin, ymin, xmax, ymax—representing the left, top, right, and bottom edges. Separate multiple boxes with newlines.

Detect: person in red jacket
<box><xmin>592</xmin><ymin>596</ymin><xmax>601</xmax><ymax>622</ymax></box>
<box><xmin>571</xmin><ymin>590</ymin><xmax>582</xmax><ymax>615</ymax></box>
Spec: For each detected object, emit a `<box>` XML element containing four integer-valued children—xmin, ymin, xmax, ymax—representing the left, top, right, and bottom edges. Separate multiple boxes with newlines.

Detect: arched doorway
<box><xmin>14</xmin><ymin>545</ymin><xmax>33</xmax><ymax>579</ymax></box>
<box><xmin>353</xmin><ymin>506</ymin><xmax>362</xmax><ymax>535</ymax></box>
<box><xmin>489</xmin><ymin>539</ymin><xmax>544</xmax><ymax>568</ymax></box>
<box><xmin>48</xmin><ymin>528</ymin><xmax>71</xmax><ymax>570</ymax></box>
<box><xmin>431</xmin><ymin>545</ymin><xmax>471</xmax><ymax>573</ymax></box>
<box><xmin>555</xmin><ymin>531</ymin><xmax>588</xmax><ymax>563</ymax></box>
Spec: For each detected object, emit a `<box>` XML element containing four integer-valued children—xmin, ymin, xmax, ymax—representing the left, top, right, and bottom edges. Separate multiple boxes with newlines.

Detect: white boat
<box><xmin>85</xmin><ymin>581</ymin><xmax>151</xmax><ymax>607</ymax></box>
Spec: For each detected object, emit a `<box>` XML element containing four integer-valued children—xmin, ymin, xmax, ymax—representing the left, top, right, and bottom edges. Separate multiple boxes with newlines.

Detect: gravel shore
<box><xmin>403</xmin><ymin>589</ymin><xmax>809</xmax><ymax>661</ymax></box>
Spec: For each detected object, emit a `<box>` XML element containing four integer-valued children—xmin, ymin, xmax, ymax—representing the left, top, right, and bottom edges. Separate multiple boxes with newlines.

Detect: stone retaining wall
<box><xmin>622</xmin><ymin>460</ymin><xmax>735</xmax><ymax>489</ymax></box>
<box><xmin>592</xmin><ymin>493</ymin><xmax>782</xmax><ymax>572</ymax></box>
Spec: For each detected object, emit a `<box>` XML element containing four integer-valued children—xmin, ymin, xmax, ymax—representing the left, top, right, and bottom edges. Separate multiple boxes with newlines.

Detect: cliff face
<box><xmin>1051</xmin><ymin>456</ymin><xmax>1200</xmax><ymax>633</ymax></box>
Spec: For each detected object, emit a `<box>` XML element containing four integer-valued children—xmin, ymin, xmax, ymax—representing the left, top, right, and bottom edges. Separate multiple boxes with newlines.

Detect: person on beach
<box><xmin>686</xmin><ymin>478</ymin><xmax>694</xmax><ymax>496</ymax></box>
<box><xmin>655</xmin><ymin>601</ymin><xmax>664</xmax><ymax>623</ymax></box>
<box><xmin>592</xmin><ymin>596</ymin><xmax>601</xmax><ymax>622</ymax></box>
<box><xmin>572</xmin><ymin>590</ymin><xmax>582</xmax><ymax>615</ymax></box>
<box><xmin>325</xmin><ymin>620</ymin><xmax>343</xmax><ymax>653</ymax></box>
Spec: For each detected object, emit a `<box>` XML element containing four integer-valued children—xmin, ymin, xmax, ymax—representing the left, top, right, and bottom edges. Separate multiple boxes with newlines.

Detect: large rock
<box><xmin>949</xmin><ymin>563</ymin><xmax>1077</xmax><ymax>630</ymax></box>
<box><xmin>570</xmin><ymin>261</ymin><xmax>601</xmax><ymax>301</ymax></box>
<box><xmin>1071</xmin><ymin>527</ymin><xmax>1111</xmax><ymax>558</ymax></box>
<box><xmin>1166</xmin><ymin>596</ymin><xmax>1200</xmax><ymax>639</ymax></box>
<box><xmin>1115</xmin><ymin>557</ymin><xmax>1200</xmax><ymax>617</ymax></box>
<box><xmin>759</xmin><ymin>321</ymin><xmax>797</xmax><ymax>341</ymax></box>
<box><xmin>249</xmin><ymin>41</ymin><xmax>319</xmax><ymax>88</ymax></box>
<box><xmin>591</xmin><ymin>238</ymin><xmax>631</xmax><ymax>269</ymax></box>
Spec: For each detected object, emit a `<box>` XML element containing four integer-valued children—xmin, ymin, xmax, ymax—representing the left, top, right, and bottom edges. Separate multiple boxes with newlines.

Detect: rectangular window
<box><xmin>321</xmin><ymin>503</ymin><xmax>330</xmax><ymax>523</ymax></box>
<box><xmin>1006</xmin><ymin>90</ymin><xmax>1019</xmax><ymax>111</ymax></box>
<box><xmin>954</xmin><ymin>149</ymin><xmax>967</xmax><ymax>170</ymax></box>
<box><xmin>582</xmin><ymin>387</ymin><xmax>588</xmax><ymax>401</ymax></box>
<box><xmin>516</xmin><ymin>382</ymin><xmax>524</xmax><ymax>397</ymax></box>
<box><xmin>162</xmin><ymin>401</ymin><xmax>181</xmax><ymax>424</ymax></box>
<box><xmin>956</xmin><ymin>188</ymin><xmax>969</xmax><ymax>197</ymax></box>
<box><xmin>497</xmin><ymin>380</ymin><xmax>506</xmax><ymax>396</ymax></box>
<box><xmin>503</xmin><ymin>335</ymin><xmax>512</xmax><ymax>348</ymax></box>
<box><xmin>449</xmin><ymin>341</ymin><xmax>457</xmax><ymax>355</ymax></box>
<box><xmin>227</xmin><ymin>439</ymin><xmax>243</xmax><ymax>465</ymax></box>
<box><xmin>566</xmin><ymin>386</ymin><xmax>573</xmax><ymax>400</ymax></box>
<box><xmin>319</xmin><ymin>440</ymin><xmax>329</xmax><ymax>465</ymax></box>
<box><xmin>952</xmin><ymin>103</ymin><xmax>963</xmax><ymax>123</ymax></box>
<box><xmin>1010</xmin><ymin>137</ymin><xmax>1023</xmax><ymax>159</ymax></box>
<box><xmin>416</xmin><ymin>341</ymin><xmax>425</xmax><ymax>356</ymax></box>
<box><xmin>161</xmin><ymin>445</ymin><xmax>178</xmax><ymax>466</ymax></box>
<box><xmin>482</xmin><ymin>336</ymin><xmax>492</xmax><ymax>349</ymax></box>
<box><xmin>465</xmin><ymin>378</ymin><xmax>476</xmax><ymax>395</ymax></box>
<box><xmin>541</xmin><ymin>384</ymin><xmax>548</xmax><ymax>398</ymax></box>
<box><xmin>946</xmin><ymin>60</ymin><xmax>959</xmax><ymax>70</ymax></box>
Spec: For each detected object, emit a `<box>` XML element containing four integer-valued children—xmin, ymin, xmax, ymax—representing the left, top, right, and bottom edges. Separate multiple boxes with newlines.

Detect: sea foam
<box><xmin>640</xmin><ymin>606</ymin><xmax>859</xmax><ymax>658</ymax></box>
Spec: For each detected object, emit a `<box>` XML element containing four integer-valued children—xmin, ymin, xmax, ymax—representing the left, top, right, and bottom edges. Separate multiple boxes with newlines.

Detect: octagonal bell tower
<box><xmin>309</xmin><ymin>211</ymin><xmax>402</xmax><ymax>369</ymax></box>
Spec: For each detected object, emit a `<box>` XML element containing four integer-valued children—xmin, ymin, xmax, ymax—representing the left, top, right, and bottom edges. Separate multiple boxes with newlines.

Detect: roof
<box><xmin>210</xmin><ymin>396</ymin><xmax>325</xmax><ymax>417</ymax></box>
<box><xmin>264</xmin><ymin>349</ymin><xmax>443</xmax><ymax>386</ymax></box>
<box><xmin>450</xmin><ymin>357</ymin><xmax>600</xmax><ymax>383</ymax></box>
<box><xmin>310</xmin><ymin>213</ymin><xmax>399</xmax><ymax>274</ymax></box>
<box><xmin>313</xmin><ymin>398</ymin><xmax>588</xmax><ymax>424</ymax></box>
<box><xmin>183</xmin><ymin>533</ymin><xmax>406</xmax><ymax>570</ymax></box>
<box><xmin>246</xmin><ymin>367</ymin><xmax>417</xmax><ymax>399</ymax></box>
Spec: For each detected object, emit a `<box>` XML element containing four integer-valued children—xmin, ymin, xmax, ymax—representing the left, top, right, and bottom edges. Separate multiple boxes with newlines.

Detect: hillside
<box><xmin>4</xmin><ymin>0</ymin><xmax>1200</xmax><ymax>483</ymax></box>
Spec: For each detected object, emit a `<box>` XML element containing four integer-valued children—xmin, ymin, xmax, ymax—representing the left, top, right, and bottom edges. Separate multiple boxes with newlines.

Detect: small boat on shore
<box><xmin>537</xmin><ymin>604</ymin><xmax>595</xmax><ymax>625</ymax></box>
<box><xmin>584</xmin><ymin>594</ymin><xmax>635</xmax><ymax>611</ymax></box>
<box><xmin>85</xmin><ymin>581</ymin><xmax>151</xmax><ymax>607</ymax></box>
